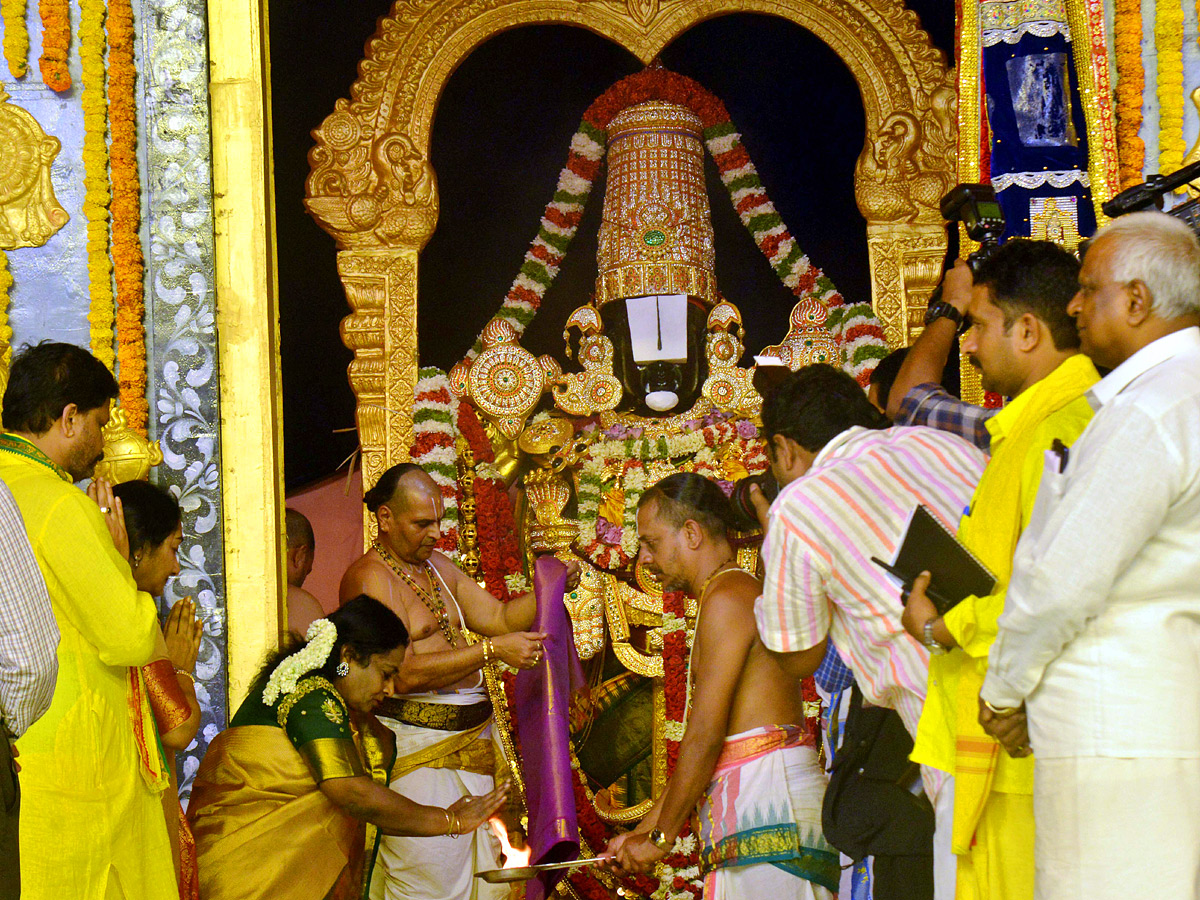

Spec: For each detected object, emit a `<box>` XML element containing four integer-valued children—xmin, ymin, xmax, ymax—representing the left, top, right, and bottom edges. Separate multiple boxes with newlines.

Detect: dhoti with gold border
<box><xmin>369</xmin><ymin>687</ymin><xmax>507</xmax><ymax>900</ymax></box>
<box><xmin>696</xmin><ymin>725</ymin><xmax>839</xmax><ymax>900</ymax></box>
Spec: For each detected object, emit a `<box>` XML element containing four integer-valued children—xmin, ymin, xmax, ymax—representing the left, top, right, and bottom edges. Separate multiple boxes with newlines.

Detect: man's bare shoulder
<box><xmin>339</xmin><ymin>551</ymin><xmax>392</xmax><ymax>600</ymax></box>
<box><xmin>427</xmin><ymin>549</ymin><xmax>466</xmax><ymax>583</ymax></box>
<box><xmin>700</xmin><ymin>570</ymin><xmax>761</xmax><ymax>627</ymax></box>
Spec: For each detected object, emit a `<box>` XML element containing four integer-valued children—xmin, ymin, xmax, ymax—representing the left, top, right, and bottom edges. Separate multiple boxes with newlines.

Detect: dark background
<box><xmin>269</xmin><ymin>5</ymin><xmax>956</xmax><ymax>489</ymax></box>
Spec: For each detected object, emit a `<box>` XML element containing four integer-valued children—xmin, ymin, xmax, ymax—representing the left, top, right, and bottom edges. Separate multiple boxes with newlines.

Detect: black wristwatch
<box><xmin>924</xmin><ymin>299</ymin><xmax>966</xmax><ymax>334</ymax></box>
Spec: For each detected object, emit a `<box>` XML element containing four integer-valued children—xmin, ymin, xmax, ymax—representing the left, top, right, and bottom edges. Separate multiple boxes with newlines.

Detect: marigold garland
<box><xmin>80</xmin><ymin>0</ymin><xmax>113</xmax><ymax>369</ymax></box>
<box><xmin>37</xmin><ymin>0</ymin><xmax>68</xmax><ymax>91</ymax></box>
<box><xmin>108</xmin><ymin>0</ymin><xmax>147</xmax><ymax>432</ymax></box>
<box><xmin>1155</xmin><ymin>1</ymin><xmax>1186</xmax><ymax>178</ymax></box>
<box><xmin>0</xmin><ymin>249</ymin><xmax>12</xmax><ymax>372</ymax></box>
<box><xmin>2</xmin><ymin>0</ymin><xmax>28</xmax><ymax>78</ymax></box>
<box><xmin>464</xmin><ymin>67</ymin><xmax>888</xmax><ymax>386</ymax></box>
<box><xmin>1113</xmin><ymin>0</ymin><xmax>1145</xmax><ymax>189</ymax></box>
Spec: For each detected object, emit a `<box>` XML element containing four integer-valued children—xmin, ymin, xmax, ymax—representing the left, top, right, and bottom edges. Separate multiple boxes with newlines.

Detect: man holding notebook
<box><xmin>753</xmin><ymin>364</ymin><xmax>986</xmax><ymax>900</ymax></box>
<box><xmin>898</xmin><ymin>239</ymin><xmax>1099</xmax><ymax>900</ymax></box>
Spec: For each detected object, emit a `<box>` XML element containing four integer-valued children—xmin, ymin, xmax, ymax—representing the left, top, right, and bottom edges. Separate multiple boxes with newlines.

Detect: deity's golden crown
<box><xmin>595</xmin><ymin>101</ymin><xmax>718</xmax><ymax>308</ymax></box>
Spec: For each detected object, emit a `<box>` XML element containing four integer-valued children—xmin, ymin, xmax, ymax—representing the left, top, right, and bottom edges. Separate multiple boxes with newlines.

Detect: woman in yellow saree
<box><xmin>187</xmin><ymin>595</ymin><xmax>507</xmax><ymax>900</ymax></box>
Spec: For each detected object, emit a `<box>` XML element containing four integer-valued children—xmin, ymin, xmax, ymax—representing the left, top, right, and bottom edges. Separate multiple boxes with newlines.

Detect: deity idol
<box><xmin>411</xmin><ymin>67</ymin><xmax>889</xmax><ymax>898</ymax></box>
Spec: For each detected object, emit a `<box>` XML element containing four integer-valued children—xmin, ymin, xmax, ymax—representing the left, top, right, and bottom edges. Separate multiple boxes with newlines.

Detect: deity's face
<box><xmin>377</xmin><ymin>473</ymin><xmax>443</xmax><ymax>564</ymax></box>
<box><xmin>63</xmin><ymin>402</ymin><xmax>110</xmax><ymax>482</ymax></box>
<box><xmin>960</xmin><ymin>284</ymin><xmax>1024</xmax><ymax>397</ymax></box>
<box><xmin>336</xmin><ymin>645</ymin><xmax>406</xmax><ymax>714</ymax></box>
<box><xmin>134</xmin><ymin>524</ymin><xmax>183</xmax><ymax>598</ymax></box>
<box><xmin>635</xmin><ymin>500</ymin><xmax>691</xmax><ymax>592</ymax></box>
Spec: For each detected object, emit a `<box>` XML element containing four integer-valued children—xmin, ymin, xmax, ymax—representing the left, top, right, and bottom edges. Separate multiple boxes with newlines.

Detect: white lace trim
<box><xmin>992</xmin><ymin>170</ymin><xmax>1091</xmax><ymax>193</ymax></box>
<box><xmin>982</xmin><ymin>21</ymin><xmax>1071</xmax><ymax>46</ymax></box>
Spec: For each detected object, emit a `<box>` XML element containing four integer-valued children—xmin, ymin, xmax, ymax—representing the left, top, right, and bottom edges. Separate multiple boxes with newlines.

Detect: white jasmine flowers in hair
<box><xmin>263</xmin><ymin>619</ymin><xmax>338</xmax><ymax>704</ymax></box>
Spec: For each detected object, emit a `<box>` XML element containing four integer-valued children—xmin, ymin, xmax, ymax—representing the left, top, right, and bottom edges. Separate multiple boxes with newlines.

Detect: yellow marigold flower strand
<box><xmin>1113</xmin><ymin>0</ymin><xmax>1145</xmax><ymax>189</ymax></box>
<box><xmin>2</xmin><ymin>0</ymin><xmax>28</xmax><ymax>79</ymax></box>
<box><xmin>1156</xmin><ymin>0</ymin><xmax>1186</xmax><ymax>178</ymax></box>
<box><xmin>0</xmin><ymin>249</ymin><xmax>12</xmax><ymax>371</ymax></box>
<box><xmin>80</xmin><ymin>0</ymin><xmax>113</xmax><ymax>371</ymax></box>
<box><xmin>37</xmin><ymin>0</ymin><xmax>69</xmax><ymax>91</ymax></box>
<box><xmin>108</xmin><ymin>0</ymin><xmax>147</xmax><ymax>433</ymax></box>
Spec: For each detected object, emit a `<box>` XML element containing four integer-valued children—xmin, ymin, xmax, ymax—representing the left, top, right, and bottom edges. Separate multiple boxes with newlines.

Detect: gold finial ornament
<box><xmin>701</xmin><ymin>302</ymin><xmax>760</xmax><ymax>417</ymax></box>
<box><xmin>0</xmin><ymin>85</ymin><xmax>70</xmax><ymax>250</ymax></box>
<box><xmin>553</xmin><ymin>306</ymin><xmax>623</xmax><ymax>416</ymax></box>
<box><xmin>595</xmin><ymin>101</ymin><xmax>717</xmax><ymax>307</ymax></box>
<box><xmin>760</xmin><ymin>297</ymin><xmax>841</xmax><ymax>370</ymax></box>
<box><xmin>94</xmin><ymin>400</ymin><xmax>164</xmax><ymax>483</ymax></box>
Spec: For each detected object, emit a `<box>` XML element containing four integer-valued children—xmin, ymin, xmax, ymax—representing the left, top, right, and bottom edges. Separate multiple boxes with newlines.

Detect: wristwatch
<box><xmin>923</xmin><ymin>299</ymin><xmax>966</xmax><ymax>334</ymax></box>
<box><xmin>923</xmin><ymin>619</ymin><xmax>949</xmax><ymax>656</ymax></box>
<box><xmin>647</xmin><ymin>828</ymin><xmax>672</xmax><ymax>852</ymax></box>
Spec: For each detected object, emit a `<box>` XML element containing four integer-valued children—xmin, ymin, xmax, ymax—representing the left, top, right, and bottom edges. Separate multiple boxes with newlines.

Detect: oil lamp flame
<box><xmin>489</xmin><ymin>818</ymin><xmax>532</xmax><ymax>869</ymax></box>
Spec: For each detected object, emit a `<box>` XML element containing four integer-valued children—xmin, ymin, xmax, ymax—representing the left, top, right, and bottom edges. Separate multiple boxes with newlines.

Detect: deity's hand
<box><xmin>563</xmin><ymin>558</ymin><xmax>582</xmax><ymax>592</ymax></box>
<box><xmin>943</xmin><ymin>258</ymin><xmax>974</xmax><ymax>314</ymax></box>
<box><xmin>448</xmin><ymin>779</ymin><xmax>510</xmax><ymax>834</ymax></box>
<box><xmin>87</xmin><ymin>478</ymin><xmax>129</xmax><ymax>561</ymax></box>
<box><xmin>491</xmin><ymin>631</ymin><xmax>549</xmax><ymax>670</ymax></box>
<box><xmin>978</xmin><ymin>696</ymin><xmax>1032</xmax><ymax>758</ymax></box>
<box><xmin>164</xmin><ymin>596</ymin><xmax>202</xmax><ymax>673</ymax></box>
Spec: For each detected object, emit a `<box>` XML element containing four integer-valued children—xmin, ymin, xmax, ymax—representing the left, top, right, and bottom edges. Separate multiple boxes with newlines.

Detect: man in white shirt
<box><xmin>980</xmin><ymin>210</ymin><xmax>1200</xmax><ymax>900</ymax></box>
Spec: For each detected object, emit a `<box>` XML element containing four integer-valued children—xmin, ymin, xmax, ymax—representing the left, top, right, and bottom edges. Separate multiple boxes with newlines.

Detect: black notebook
<box><xmin>871</xmin><ymin>504</ymin><xmax>996</xmax><ymax>615</ymax></box>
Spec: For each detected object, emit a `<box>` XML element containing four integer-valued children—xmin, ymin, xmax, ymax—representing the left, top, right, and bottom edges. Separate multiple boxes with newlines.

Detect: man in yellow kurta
<box><xmin>900</xmin><ymin>242</ymin><xmax>1099</xmax><ymax>900</ymax></box>
<box><xmin>0</xmin><ymin>342</ymin><xmax>176</xmax><ymax>900</ymax></box>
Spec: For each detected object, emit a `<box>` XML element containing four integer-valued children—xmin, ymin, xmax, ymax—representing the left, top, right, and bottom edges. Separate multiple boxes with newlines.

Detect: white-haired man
<box><xmin>979</xmin><ymin>210</ymin><xmax>1200</xmax><ymax>899</ymax></box>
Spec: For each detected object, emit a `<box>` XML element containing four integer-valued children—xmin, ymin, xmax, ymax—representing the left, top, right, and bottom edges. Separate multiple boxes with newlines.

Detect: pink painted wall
<box><xmin>285</xmin><ymin>468</ymin><xmax>364</xmax><ymax>613</ymax></box>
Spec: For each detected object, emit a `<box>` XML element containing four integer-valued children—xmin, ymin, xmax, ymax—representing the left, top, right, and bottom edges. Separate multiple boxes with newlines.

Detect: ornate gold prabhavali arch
<box><xmin>305</xmin><ymin>0</ymin><xmax>958</xmax><ymax>501</ymax></box>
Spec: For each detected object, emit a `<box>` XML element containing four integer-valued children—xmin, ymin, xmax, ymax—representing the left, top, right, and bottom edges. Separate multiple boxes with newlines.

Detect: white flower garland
<box><xmin>262</xmin><ymin>618</ymin><xmax>338</xmax><ymax>705</ymax></box>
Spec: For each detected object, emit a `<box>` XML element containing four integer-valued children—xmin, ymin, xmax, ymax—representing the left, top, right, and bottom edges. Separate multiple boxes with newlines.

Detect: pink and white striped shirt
<box><xmin>755</xmin><ymin>425</ymin><xmax>986</xmax><ymax>741</ymax></box>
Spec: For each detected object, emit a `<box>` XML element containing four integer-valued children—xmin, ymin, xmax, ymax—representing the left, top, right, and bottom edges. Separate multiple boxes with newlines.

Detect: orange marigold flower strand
<box><xmin>1155</xmin><ymin>1</ymin><xmax>1185</xmax><ymax>178</ymax></box>
<box><xmin>0</xmin><ymin>249</ymin><xmax>13</xmax><ymax>372</ymax></box>
<box><xmin>37</xmin><ymin>0</ymin><xmax>69</xmax><ymax>91</ymax></box>
<box><xmin>1113</xmin><ymin>0</ymin><xmax>1145</xmax><ymax>189</ymax></box>
<box><xmin>80</xmin><ymin>0</ymin><xmax>113</xmax><ymax>370</ymax></box>
<box><xmin>108</xmin><ymin>0</ymin><xmax>147</xmax><ymax>433</ymax></box>
<box><xmin>2</xmin><ymin>0</ymin><xmax>29</xmax><ymax>79</ymax></box>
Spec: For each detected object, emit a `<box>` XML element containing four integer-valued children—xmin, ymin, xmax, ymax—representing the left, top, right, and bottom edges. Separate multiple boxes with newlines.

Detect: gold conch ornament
<box><xmin>0</xmin><ymin>85</ymin><xmax>70</xmax><ymax>250</ymax></box>
<box><xmin>94</xmin><ymin>400</ymin><xmax>164</xmax><ymax>483</ymax></box>
<box><xmin>760</xmin><ymin>296</ymin><xmax>841</xmax><ymax>370</ymax></box>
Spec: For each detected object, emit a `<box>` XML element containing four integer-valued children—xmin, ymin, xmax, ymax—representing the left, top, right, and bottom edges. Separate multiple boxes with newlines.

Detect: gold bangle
<box><xmin>449</xmin><ymin>809</ymin><xmax>461</xmax><ymax>838</ymax></box>
<box><xmin>443</xmin><ymin>808</ymin><xmax>454</xmax><ymax>835</ymax></box>
<box><xmin>482</xmin><ymin>638</ymin><xmax>493</xmax><ymax>666</ymax></box>
<box><xmin>174</xmin><ymin>668</ymin><xmax>195</xmax><ymax>685</ymax></box>
<box><xmin>983</xmin><ymin>699</ymin><xmax>1020</xmax><ymax>718</ymax></box>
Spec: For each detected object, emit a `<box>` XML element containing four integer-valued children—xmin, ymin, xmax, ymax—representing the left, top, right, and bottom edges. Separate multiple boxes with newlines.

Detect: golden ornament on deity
<box><xmin>595</xmin><ymin>101</ymin><xmax>717</xmax><ymax>306</ymax></box>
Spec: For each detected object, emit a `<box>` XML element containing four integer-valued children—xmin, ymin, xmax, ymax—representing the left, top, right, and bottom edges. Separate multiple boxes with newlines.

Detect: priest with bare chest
<box><xmin>340</xmin><ymin>462</ymin><xmax>577</xmax><ymax>900</ymax></box>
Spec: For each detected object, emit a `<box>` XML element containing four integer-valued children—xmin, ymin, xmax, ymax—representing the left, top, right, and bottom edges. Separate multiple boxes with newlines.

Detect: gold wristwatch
<box><xmin>648</xmin><ymin>828</ymin><xmax>672</xmax><ymax>852</ymax></box>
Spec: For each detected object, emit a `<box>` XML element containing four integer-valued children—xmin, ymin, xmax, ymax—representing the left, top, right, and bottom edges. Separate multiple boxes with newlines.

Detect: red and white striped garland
<box><xmin>410</xmin><ymin>367</ymin><xmax>460</xmax><ymax>558</ymax></box>
<box><xmin>463</xmin><ymin>67</ymin><xmax>889</xmax><ymax>385</ymax></box>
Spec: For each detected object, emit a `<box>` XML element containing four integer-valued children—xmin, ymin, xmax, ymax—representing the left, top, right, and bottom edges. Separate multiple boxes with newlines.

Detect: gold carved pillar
<box><xmin>337</xmin><ymin>248</ymin><xmax>419</xmax><ymax>525</ymax></box>
<box><xmin>865</xmin><ymin>223</ymin><xmax>948</xmax><ymax>347</ymax></box>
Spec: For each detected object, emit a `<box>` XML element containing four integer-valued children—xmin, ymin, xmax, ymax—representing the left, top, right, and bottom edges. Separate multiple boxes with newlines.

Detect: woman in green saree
<box><xmin>188</xmin><ymin>595</ymin><xmax>507</xmax><ymax>900</ymax></box>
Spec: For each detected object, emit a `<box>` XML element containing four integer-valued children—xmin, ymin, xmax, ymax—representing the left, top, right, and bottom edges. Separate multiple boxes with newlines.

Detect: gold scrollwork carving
<box><xmin>0</xmin><ymin>86</ymin><xmax>69</xmax><ymax>250</ymax></box>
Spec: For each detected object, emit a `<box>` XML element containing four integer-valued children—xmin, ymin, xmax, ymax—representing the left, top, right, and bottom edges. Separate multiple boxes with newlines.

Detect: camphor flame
<box><xmin>489</xmin><ymin>817</ymin><xmax>532</xmax><ymax>869</ymax></box>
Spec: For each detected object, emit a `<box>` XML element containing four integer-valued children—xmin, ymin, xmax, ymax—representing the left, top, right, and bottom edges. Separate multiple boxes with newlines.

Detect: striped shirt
<box><xmin>755</xmin><ymin>425</ymin><xmax>986</xmax><ymax>743</ymax></box>
<box><xmin>0</xmin><ymin>477</ymin><xmax>58</xmax><ymax>737</ymax></box>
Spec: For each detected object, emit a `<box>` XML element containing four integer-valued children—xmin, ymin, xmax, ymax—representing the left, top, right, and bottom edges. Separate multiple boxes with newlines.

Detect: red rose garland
<box><xmin>457</xmin><ymin>401</ymin><xmax>523</xmax><ymax>601</ymax></box>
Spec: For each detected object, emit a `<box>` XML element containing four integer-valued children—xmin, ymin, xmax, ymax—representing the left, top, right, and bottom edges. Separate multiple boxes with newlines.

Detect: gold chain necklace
<box><xmin>696</xmin><ymin>558</ymin><xmax>738</xmax><ymax>602</ymax></box>
<box><xmin>372</xmin><ymin>540</ymin><xmax>460</xmax><ymax>646</ymax></box>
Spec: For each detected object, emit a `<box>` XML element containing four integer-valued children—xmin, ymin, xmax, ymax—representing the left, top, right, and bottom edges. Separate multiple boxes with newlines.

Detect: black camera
<box><xmin>729</xmin><ymin>471</ymin><xmax>779</xmax><ymax>532</ymax></box>
<box><xmin>940</xmin><ymin>183</ymin><xmax>1006</xmax><ymax>273</ymax></box>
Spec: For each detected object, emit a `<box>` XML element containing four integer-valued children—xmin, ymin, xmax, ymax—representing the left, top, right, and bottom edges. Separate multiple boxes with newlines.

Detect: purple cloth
<box><xmin>512</xmin><ymin>557</ymin><xmax>586</xmax><ymax>900</ymax></box>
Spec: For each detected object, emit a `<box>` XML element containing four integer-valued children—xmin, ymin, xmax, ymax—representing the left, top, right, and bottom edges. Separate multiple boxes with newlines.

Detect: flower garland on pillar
<box><xmin>2</xmin><ymin>0</ymin><xmax>28</xmax><ymax>78</ymax></box>
<box><xmin>411</xmin><ymin>367</ymin><xmax>461</xmax><ymax>557</ymax></box>
<box><xmin>0</xmin><ymin>249</ymin><xmax>12</xmax><ymax>369</ymax></box>
<box><xmin>464</xmin><ymin>67</ymin><xmax>887</xmax><ymax>385</ymax></box>
<box><xmin>1113</xmin><ymin>0</ymin><xmax>1145</xmax><ymax>189</ymax></box>
<box><xmin>37</xmin><ymin>0</ymin><xmax>69</xmax><ymax>91</ymax></box>
<box><xmin>107</xmin><ymin>0</ymin><xmax>147</xmax><ymax>432</ymax></box>
<box><xmin>1156</xmin><ymin>1</ymin><xmax>1185</xmax><ymax>178</ymax></box>
<box><xmin>80</xmin><ymin>0</ymin><xmax>113</xmax><ymax>370</ymax></box>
